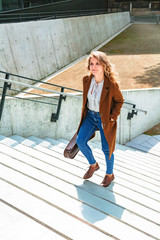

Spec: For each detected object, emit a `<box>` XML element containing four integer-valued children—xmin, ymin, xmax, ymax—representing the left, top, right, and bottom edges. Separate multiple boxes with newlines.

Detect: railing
<box><xmin>123</xmin><ymin>102</ymin><xmax>147</xmax><ymax>119</ymax></box>
<box><xmin>132</xmin><ymin>1</ymin><xmax>150</xmax><ymax>8</ymax></box>
<box><xmin>0</xmin><ymin>0</ymin><xmax>70</xmax><ymax>12</ymax></box>
<box><xmin>107</xmin><ymin>1</ymin><xmax>160</xmax><ymax>12</ymax></box>
<box><xmin>0</xmin><ymin>71</ymin><xmax>81</xmax><ymax>122</ymax></box>
<box><xmin>0</xmin><ymin>9</ymin><xmax>110</xmax><ymax>23</ymax></box>
<box><xmin>131</xmin><ymin>14</ymin><xmax>160</xmax><ymax>24</ymax></box>
<box><xmin>0</xmin><ymin>71</ymin><xmax>147</xmax><ymax>123</ymax></box>
<box><xmin>156</xmin><ymin>15</ymin><xmax>160</xmax><ymax>24</ymax></box>
<box><xmin>108</xmin><ymin>1</ymin><xmax>130</xmax><ymax>12</ymax></box>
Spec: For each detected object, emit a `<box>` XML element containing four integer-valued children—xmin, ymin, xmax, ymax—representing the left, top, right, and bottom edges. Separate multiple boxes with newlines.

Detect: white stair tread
<box><xmin>1</xmin><ymin>136</ymin><xmax>160</xmax><ymax>203</ymax></box>
<box><xmin>0</xmin><ymin>180</ymin><xmax>112</xmax><ymax>240</ymax></box>
<box><xmin>0</xmin><ymin>159</ymin><xmax>159</xmax><ymax>240</ymax></box>
<box><xmin>0</xmin><ymin>149</ymin><xmax>159</xmax><ymax>224</ymax></box>
<box><xmin>0</xmin><ymin>201</ymin><xmax>65</xmax><ymax>240</ymax></box>
<box><xmin>1</xmin><ymin>155</ymin><xmax>160</xmax><ymax>234</ymax></box>
<box><xmin>0</xmin><ymin>139</ymin><xmax>160</xmax><ymax>203</ymax></box>
<box><xmin>0</xmin><ymin>134</ymin><xmax>160</xmax><ymax>240</ymax></box>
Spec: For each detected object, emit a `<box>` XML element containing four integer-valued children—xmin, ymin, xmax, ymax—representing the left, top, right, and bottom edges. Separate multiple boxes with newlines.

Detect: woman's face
<box><xmin>89</xmin><ymin>56</ymin><xmax>104</xmax><ymax>77</ymax></box>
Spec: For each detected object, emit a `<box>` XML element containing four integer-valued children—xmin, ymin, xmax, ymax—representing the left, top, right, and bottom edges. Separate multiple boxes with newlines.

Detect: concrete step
<box><xmin>9</xmin><ymin>136</ymin><xmax>160</xmax><ymax>192</ymax></box>
<box><xmin>0</xmin><ymin>200</ymin><xmax>65</xmax><ymax>240</ymax></box>
<box><xmin>1</xmin><ymin>135</ymin><xmax>160</xmax><ymax>204</ymax></box>
<box><xmin>126</xmin><ymin>134</ymin><xmax>160</xmax><ymax>157</ymax></box>
<box><xmin>0</xmin><ymin>134</ymin><xmax>160</xmax><ymax>240</ymax></box>
<box><xmin>7</xmin><ymin>135</ymin><xmax>160</xmax><ymax>203</ymax></box>
<box><xmin>7</xmin><ymin>136</ymin><xmax>159</xmax><ymax>223</ymax></box>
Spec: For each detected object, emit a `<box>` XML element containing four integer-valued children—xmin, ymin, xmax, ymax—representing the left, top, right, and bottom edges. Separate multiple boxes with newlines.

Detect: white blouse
<box><xmin>87</xmin><ymin>77</ymin><xmax>104</xmax><ymax>112</ymax></box>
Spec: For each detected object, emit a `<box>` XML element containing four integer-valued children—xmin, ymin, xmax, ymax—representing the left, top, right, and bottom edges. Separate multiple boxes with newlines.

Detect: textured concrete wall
<box><xmin>0</xmin><ymin>12</ymin><xmax>130</xmax><ymax>83</ymax></box>
<box><xmin>118</xmin><ymin>88</ymin><xmax>160</xmax><ymax>144</ymax></box>
<box><xmin>0</xmin><ymin>94</ymin><xmax>82</xmax><ymax>139</ymax></box>
<box><xmin>0</xmin><ymin>88</ymin><xmax>160</xmax><ymax>144</ymax></box>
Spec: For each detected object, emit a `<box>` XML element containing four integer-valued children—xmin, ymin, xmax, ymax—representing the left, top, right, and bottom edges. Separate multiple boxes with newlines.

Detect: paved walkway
<box><xmin>126</xmin><ymin>134</ymin><xmax>160</xmax><ymax>156</ymax></box>
<box><xmin>29</xmin><ymin>23</ymin><xmax>160</xmax><ymax>96</ymax></box>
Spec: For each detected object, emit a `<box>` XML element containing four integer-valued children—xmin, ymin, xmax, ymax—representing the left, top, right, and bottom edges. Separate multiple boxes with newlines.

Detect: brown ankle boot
<box><xmin>83</xmin><ymin>162</ymin><xmax>99</xmax><ymax>179</ymax></box>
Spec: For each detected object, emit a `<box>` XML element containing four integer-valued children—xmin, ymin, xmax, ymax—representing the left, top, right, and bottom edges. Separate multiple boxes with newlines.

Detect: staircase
<box><xmin>0</xmin><ymin>134</ymin><xmax>160</xmax><ymax>240</ymax></box>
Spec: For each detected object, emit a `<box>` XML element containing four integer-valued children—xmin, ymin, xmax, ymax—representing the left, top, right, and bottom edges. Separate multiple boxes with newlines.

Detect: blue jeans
<box><xmin>77</xmin><ymin>109</ymin><xmax>114</xmax><ymax>174</ymax></box>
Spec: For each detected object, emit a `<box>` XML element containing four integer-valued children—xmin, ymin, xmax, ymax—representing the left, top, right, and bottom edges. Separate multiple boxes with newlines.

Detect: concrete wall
<box><xmin>117</xmin><ymin>88</ymin><xmax>160</xmax><ymax>144</ymax></box>
<box><xmin>0</xmin><ymin>94</ymin><xmax>82</xmax><ymax>139</ymax></box>
<box><xmin>0</xmin><ymin>12</ymin><xmax>130</xmax><ymax>84</ymax></box>
<box><xmin>0</xmin><ymin>88</ymin><xmax>160</xmax><ymax>144</ymax></box>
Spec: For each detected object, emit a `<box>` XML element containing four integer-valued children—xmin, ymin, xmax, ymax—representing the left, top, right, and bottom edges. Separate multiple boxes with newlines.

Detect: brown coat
<box><xmin>77</xmin><ymin>74</ymin><xmax>124</xmax><ymax>159</ymax></box>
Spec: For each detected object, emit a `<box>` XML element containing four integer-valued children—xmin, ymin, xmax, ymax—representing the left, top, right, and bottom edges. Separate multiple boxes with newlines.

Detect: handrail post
<box><xmin>127</xmin><ymin>104</ymin><xmax>138</xmax><ymax>120</ymax></box>
<box><xmin>0</xmin><ymin>73</ymin><xmax>12</xmax><ymax>121</ymax></box>
<box><xmin>156</xmin><ymin>15</ymin><xmax>159</xmax><ymax>24</ymax></box>
<box><xmin>19</xmin><ymin>14</ymin><xmax>22</xmax><ymax>22</ymax></box>
<box><xmin>50</xmin><ymin>87</ymin><xmax>66</xmax><ymax>122</ymax></box>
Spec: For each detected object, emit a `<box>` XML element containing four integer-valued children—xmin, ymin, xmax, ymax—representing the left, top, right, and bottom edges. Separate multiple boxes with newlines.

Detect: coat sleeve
<box><xmin>110</xmin><ymin>83</ymin><xmax>124</xmax><ymax>121</ymax></box>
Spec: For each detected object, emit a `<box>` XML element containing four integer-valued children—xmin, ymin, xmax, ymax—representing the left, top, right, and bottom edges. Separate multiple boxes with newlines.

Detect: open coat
<box><xmin>77</xmin><ymin>74</ymin><xmax>124</xmax><ymax>159</ymax></box>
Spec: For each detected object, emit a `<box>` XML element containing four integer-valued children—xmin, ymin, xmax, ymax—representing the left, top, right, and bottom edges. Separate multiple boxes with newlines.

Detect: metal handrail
<box><xmin>0</xmin><ymin>9</ymin><xmax>107</xmax><ymax>16</ymax></box>
<box><xmin>123</xmin><ymin>102</ymin><xmax>147</xmax><ymax>114</ymax></box>
<box><xmin>0</xmin><ymin>73</ymin><xmax>81</xmax><ymax>122</ymax></box>
<box><xmin>0</xmin><ymin>86</ymin><xmax>59</xmax><ymax>100</ymax></box>
<box><xmin>0</xmin><ymin>71</ymin><xmax>81</xmax><ymax>93</ymax></box>
<box><xmin>1</xmin><ymin>76</ymin><xmax>145</xmax><ymax>115</ymax></box>
<box><xmin>0</xmin><ymin>9</ymin><xmax>109</xmax><ymax>23</ymax></box>
<box><xmin>0</xmin><ymin>71</ymin><xmax>147</xmax><ymax>121</ymax></box>
<box><xmin>0</xmin><ymin>76</ymin><xmax>146</xmax><ymax>113</ymax></box>
<box><xmin>1</xmin><ymin>93</ymin><xmax>58</xmax><ymax>106</ymax></box>
<box><xmin>0</xmin><ymin>77</ymin><xmax>81</xmax><ymax>98</ymax></box>
<box><xmin>0</xmin><ymin>0</ymin><xmax>72</xmax><ymax>14</ymax></box>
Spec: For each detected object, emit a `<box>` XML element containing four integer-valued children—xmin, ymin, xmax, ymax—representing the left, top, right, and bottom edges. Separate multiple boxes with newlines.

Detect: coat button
<box><xmin>100</xmin><ymin>113</ymin><xmax>103</xmax><ymax>117</ymax></box>
<box><xmin>103</xmin><ymin>123</ymin><xmax>105</xmax><ymax>127</ymax></box>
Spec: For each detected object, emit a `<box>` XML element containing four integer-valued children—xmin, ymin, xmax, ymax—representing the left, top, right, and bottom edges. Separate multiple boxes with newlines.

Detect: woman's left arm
<box><xmin>110</xmin><ymin>83</ymin><xmax>124</xmax><ymax>121</ymax></box>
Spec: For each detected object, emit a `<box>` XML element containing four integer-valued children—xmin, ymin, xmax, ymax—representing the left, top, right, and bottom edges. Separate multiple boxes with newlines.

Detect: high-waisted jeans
<box><xmin>77</xmin><ymin>109</ymin><xmax>114</xmax><ymax>174</ymax></box>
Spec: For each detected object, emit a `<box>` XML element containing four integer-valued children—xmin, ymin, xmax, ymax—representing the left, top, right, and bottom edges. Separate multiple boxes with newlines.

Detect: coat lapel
<box><xmin>100</xmin><ymin>76</ymin><xmax>110</xmax><ymax>106</ymax></box>
<box><xmin>83</xmin><ymin>74</ymin><xmax>92</xmax><ymax>106</ymax></box>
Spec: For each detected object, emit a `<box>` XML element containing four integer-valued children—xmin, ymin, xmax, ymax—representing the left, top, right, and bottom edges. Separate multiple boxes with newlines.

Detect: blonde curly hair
<box><xmin>87</xmin><ymin>51</ymin><xmax>119</xmax><ymax>83</ymax></box>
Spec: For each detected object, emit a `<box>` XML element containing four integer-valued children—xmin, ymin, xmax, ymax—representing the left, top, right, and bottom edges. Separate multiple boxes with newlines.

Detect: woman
<box><xmin>77</xmin><ymin>51</ymin><xmax>124</xmax><ymax>187</ymax></box>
